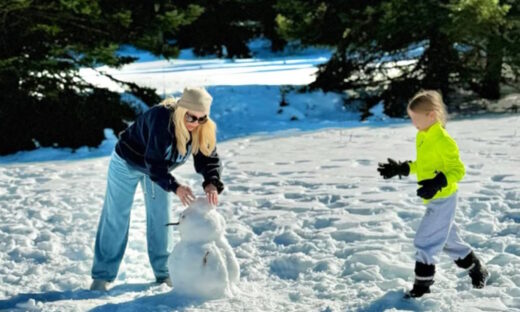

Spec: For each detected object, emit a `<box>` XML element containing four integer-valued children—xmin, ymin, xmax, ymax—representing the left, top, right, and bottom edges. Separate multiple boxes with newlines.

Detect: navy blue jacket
<box><xmin>115</xmin><ymin>105</ymin><xmax>224</xmax><ymax>194</ymax></box>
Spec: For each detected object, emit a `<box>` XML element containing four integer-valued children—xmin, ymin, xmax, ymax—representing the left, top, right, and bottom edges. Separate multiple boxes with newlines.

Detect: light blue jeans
<box><xmin>91</xmin><ymin>151</ymin><xmax>173</xmax><ymax>281</ymax></box>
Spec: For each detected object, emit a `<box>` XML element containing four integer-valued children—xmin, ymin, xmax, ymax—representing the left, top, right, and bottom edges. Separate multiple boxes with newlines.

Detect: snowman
<box><xmin>167</xmin><ymin>198</ymin><xmax>240</xmax><ymax>299</ymax></box>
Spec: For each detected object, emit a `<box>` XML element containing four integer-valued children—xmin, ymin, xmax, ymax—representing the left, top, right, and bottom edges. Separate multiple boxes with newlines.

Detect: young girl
<box><xmin>90</xmin><ymin>87</ymin><xmax>224</xmax><ymax>291</ymax></box>
<box><xmin>377</xmin><ymin>90</ymin><xmax>489</xmax><ymax>298</ymax></box>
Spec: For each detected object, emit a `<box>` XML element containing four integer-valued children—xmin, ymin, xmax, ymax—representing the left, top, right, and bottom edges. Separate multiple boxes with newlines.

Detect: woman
<box><xmin>90</xmin><ymin>87</ymin><xmax>224</xmax><ymax>291</ymax></box>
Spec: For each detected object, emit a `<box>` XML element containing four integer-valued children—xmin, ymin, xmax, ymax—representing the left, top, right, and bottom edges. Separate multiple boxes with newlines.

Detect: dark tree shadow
<box><xmin>0</xmin><ymin>283</ymin><xmax>157</xmax><ymax>310</ymax></box>
<box><xmin>89</xmin><ymin>291</ymin><xmax>202</xmax><ymax>312</ymax></box>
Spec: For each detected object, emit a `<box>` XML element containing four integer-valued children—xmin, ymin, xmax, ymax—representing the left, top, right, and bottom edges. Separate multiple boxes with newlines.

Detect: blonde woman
<box><xmin>377</xmin><ymin>90</ymin><xmax>488</xmax><ymax>298</ymax></box>
<box><xmin>90</xmin><ymin>87</ymin><xmax>224</xmax><ymax>291</ymax></box>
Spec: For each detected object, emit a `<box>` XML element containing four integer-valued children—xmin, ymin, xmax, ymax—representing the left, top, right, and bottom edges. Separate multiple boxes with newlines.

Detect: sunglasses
<box><xmin>185</xmin><ymin>112</ymin><xmax>208</xmax><ymax>124</ymax></box>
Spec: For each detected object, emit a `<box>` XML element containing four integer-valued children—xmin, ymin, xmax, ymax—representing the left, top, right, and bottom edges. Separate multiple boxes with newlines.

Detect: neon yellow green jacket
<box><xmin>408</xmin><ymin>122</ymin><xmax>465</xmax><ymax>203</ymax></box>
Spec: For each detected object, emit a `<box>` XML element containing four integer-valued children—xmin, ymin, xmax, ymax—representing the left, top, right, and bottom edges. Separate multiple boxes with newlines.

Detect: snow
<box><xmin>79</xmin><ymin>39</ymin><xmax>332</xmax><ymax>97</ymax></box>
<box><xmin>168</xmin><ymin>198</ymin><xmax>239</xmax><ymax>299</ymax></box>
<box><xmin>0</xmin><ymin>41</ymin><xmax>519</xmax><ymax>311</ymax></box>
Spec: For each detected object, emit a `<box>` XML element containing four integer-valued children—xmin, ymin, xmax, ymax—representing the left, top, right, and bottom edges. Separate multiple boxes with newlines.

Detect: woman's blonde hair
<box><xmin>160</xmin><ymin>97</ymin><xmax>217</xmax><ymax>157</ymax></box>
<box><xmin>407</xmin><ymin>90</ymin><xmax>448</xmax><ymax>127</ymax></box>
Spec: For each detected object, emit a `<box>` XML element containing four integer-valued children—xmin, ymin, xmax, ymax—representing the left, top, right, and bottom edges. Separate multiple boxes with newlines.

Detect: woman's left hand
<box><xmin>204</xmin><ymin>183</ymin><xmax>218</xmax><ymax>206</ymax></box>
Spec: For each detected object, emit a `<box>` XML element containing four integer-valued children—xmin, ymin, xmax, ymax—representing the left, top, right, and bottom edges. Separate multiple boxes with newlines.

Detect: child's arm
<box><xmin>439</xmin><ymin>137</ymin><xmax>465</xmax><ymax>184</ymax></box>
<box><xmin>408</xmin><ymin>160</ymin><xmax>417</xmax><ymax>175</ymax></box>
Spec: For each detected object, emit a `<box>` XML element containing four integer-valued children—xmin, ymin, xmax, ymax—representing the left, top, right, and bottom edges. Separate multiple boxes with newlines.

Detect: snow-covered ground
<box><xmin>1</xmin><ymin>42</ymin><xmax>519</xmax><ymax>311</ymax></box>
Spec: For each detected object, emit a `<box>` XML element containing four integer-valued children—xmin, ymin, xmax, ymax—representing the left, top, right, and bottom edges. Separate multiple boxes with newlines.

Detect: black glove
<box><xmin>377</xmin><ymin>158</ymin><xmax>410</xmax><ymax>179</ymax></box>
<box><xmin>417</xmin><ymin>172</ymin><xmax>448</xmax><ymax>199</ymax></box>
<box><xmin>202</xmin><ymin>178</ymin><xmax>225</xmax><ymax>194</ymax></box>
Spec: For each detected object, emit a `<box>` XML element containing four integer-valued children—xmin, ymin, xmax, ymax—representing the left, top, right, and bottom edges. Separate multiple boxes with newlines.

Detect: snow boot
<box><xmin>455</xmin><ymin>251</ymin><xmax>489</xmax><ymax>289</ymax></box>
<box><xmin>156</xmin><ymin>276</ymin><xmax>172</xmax><ymax>287</ymax></box>
<box><xmin>405</xmin><ymin>283</ymin><xmax>431</xmax><ymax>298</ymax></box>
<box><xmin>90</xmin><ymin>279</ymin><xmax>109</xmax><ymax>291</ymax></box>
<box><xmin>405</xmin><ymin>262</ymin><xmax>435</xmax><ymax>299</ymax></box>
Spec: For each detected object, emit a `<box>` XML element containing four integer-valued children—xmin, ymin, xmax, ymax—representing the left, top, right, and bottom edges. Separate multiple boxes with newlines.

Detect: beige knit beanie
<box><xmin>176</xmin><ymin>87</ymin><xmax>213</xmax><ymax>115</ymax></box>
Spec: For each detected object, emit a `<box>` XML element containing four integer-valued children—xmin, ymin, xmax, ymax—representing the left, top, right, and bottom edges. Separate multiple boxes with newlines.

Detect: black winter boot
<box><xmin>455</xmin><ymin>251</ymin><xmax>489</xmax><ymax>289</ymax></box>
<box><xmin>404</xmin><ymin>262</ymin><xmax>435</xmax><ymax>299</ymax></box>
<box><xmin>406</xmin><ymin>283</ymin><xmax>432</xmax><ymax>298</ymax></box>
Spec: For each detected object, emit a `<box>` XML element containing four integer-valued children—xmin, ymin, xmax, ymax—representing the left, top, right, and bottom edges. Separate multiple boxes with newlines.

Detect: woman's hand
<box><xmin>204</xmin><ymin>183</ymin><xmax>218</xmax><ymax>206</ymax></box>
<box><xmin>176</xmin><ymin>185</ymin><xmax>195</xmax><ymax>206</ymax></box>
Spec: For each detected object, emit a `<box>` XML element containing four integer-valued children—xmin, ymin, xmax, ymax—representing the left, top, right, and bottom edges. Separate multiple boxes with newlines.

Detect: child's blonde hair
<box><xmin>160</xmin><ymin>97</ymin><xmax>217</xmax><ymax>157</ymax></box>
<box><xmin>407</xmin><ymin>90</ymin><xmax>448</xmax><ymax>127</ymax></box>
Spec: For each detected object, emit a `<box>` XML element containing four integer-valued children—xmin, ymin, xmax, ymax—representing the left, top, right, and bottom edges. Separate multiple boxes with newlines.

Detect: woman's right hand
<box><xmin>176</xmin><ymin>185</ymin><xmax>195</xmax><ymax>206</ymax></box>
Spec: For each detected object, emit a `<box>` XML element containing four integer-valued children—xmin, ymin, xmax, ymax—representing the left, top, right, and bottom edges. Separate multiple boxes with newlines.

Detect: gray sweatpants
<box><xmin>414</xmin><ymin>192</ymin><xmax>472</xmax><ymax>265</ymax></box>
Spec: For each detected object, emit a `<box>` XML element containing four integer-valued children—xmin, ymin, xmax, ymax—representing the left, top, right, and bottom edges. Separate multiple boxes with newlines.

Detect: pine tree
<box><xmin>171</xmin><ymin>0</ymin><xmax>287</xmax><ymax>57</ymax></box>
<box><xmin>276</xmin><ymin>0</ymin><xmax>520</xmax><ymax>117</ymax></box>
<box><xmin>0</xmin><ymin>0</ymin><xmax>202</xmax><ymax>155</ymax></box>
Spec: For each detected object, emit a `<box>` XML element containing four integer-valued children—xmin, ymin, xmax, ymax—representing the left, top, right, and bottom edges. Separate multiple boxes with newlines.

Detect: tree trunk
<box><xmin>423</xmin><ymin>32</ymin><xmax>456</xmax><ymax>96</ymax></box>
<box><xmin>480</xmin><ymin>35</ymin><xmax>503</xmax><ymax>99</ymax></box>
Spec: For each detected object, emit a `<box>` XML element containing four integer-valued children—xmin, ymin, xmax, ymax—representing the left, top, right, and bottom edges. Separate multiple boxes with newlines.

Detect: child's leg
<box><xmin>443</xmin><ymin>223</ymin><xmax>472</xmax><ymax>260</ymax></box>
<box><xmin>442</xmin><ymin>196</ymin><xmax>489</xmax><ymax>288</ymax></box>
<box><xmin>408</xmin><ymin>194</ymin><xmax>457</xmax><ymax>296</ymax></box>
<box><xmin>453</xmin><ymin>249</ymin><xmax>489</xmax><ymax>288</ymax></box>
<box><xmin>414</xmin><ymin>194</ymin><xmax>457</xmax><ymax>265</ymax></box>
<box><xmin>447</xmin><ymin>220</ymin><xmax>489</xmax><ymax>288</ymax></box>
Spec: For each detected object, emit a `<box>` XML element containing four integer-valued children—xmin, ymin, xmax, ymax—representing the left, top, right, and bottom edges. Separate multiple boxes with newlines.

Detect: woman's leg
<box><xmin>141</xmin><ymin>175</ymin><xmax>174</xmax><ymax>280</ymax></box>
<box><xmin>91</xmin><ymin>152</ymin><xmax>141</xmax><ymax>281</ymax></box>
